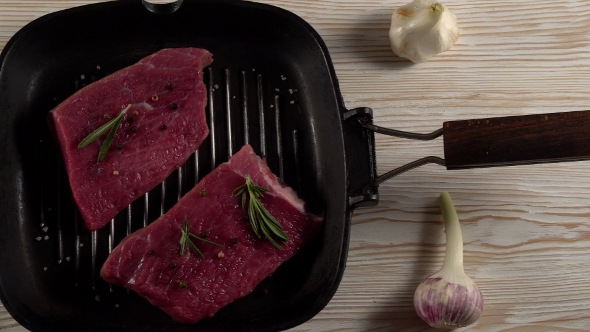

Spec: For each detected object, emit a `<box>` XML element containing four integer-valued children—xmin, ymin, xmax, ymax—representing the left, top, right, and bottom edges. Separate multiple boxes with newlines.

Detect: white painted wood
<box><xmin>2</xmin><ymin>0</ymin><xmax>590</xmax><ymax>331</ymax></box>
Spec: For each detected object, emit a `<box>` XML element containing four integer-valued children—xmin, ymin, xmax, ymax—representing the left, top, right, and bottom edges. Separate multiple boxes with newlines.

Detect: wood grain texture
<box><xmin>2</xmin><ymin>0</ymin><xmax>590</xmax><ymax>331</ymax></box>
<box><xmin>443</xmin><ymin>110</ymin><xmax>590</xmax><ymax>169</ymax></box>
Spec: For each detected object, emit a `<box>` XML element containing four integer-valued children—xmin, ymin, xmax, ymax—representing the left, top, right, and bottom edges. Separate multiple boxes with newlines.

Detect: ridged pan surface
<box><xmin>0</xmin><ymin>0</ymin><xmax>351</xmax><ymax>331</ymax></box>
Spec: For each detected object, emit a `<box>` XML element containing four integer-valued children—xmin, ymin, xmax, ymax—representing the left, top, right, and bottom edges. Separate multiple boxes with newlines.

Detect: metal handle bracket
<box><xmin>350</xmin><ymin>115</ymin><xmax>447</xmax><ymax>204</ymax></box>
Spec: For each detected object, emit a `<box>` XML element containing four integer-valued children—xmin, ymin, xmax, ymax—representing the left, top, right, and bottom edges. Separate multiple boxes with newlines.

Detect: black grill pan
<box><xmin>0</xmin><ymin>1</ymin><xmax>370</xmax><ymax>331</ymax></box>
<box><xmin>2</xmin><ymin>1</ymin><xmax>590</xmax><ymax>331</ymax></box>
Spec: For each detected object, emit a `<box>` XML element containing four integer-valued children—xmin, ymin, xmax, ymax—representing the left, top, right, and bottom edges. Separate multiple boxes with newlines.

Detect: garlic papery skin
<box><xmin>414</xmin><ymin>193</ymin><xmax>483</xmax><ymax>328</ymax></box>
<box><xmin>389</xmin><ymin>0</ymin><xmax>459</xmax><ymax>63</ymax></box>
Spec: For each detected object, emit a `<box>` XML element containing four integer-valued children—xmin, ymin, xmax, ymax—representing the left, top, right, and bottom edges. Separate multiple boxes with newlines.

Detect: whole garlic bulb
<box><xmin>389</xmin><ymin>0</ymin><xmax>459</xmax><ymax>63</ymax></box>
<box><xmin>414</xmin><ymin>193</ymin><xmax>483</xmax><ymax>328</ymax></box>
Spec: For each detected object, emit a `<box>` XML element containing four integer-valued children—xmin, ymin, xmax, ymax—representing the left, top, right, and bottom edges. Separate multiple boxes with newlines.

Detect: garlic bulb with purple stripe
<box><xmin>414</xmin><ymin>192</ymin><xmax>483</xmax><ymax>328</ymax></box>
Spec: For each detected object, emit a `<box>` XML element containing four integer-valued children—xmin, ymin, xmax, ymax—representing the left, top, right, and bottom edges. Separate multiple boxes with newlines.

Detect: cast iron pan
<box><xmin>1</xmin><ymin>0</ymin><xmax>590</xmax><ymax>331</ymax></box>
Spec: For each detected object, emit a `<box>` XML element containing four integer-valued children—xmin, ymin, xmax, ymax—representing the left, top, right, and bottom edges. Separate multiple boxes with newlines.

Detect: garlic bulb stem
<box><xmin>431</xmin><ymin>3</ymin><xmax>444</xmax><ymax>14</ymax></box>
<box><xmin>439</xmin><ymin>192</ymin><xmax>464</xmax><ymax>274</ymax></box>
<box><xmin>413</xmin><ymin>192</ymin><xmax>484</xmax><ymax>328</ymax></box>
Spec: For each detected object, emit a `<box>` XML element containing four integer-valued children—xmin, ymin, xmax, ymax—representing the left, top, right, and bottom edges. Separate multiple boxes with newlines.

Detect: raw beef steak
<box><xmin>50</xmin><ymin>48</ymin><xmax>212</xmax><ymax>230</ymax></box>
<box><xmin>100</xmin><ymin>144</ymin><xmax>323</xmax><ymax>323</ymax></box>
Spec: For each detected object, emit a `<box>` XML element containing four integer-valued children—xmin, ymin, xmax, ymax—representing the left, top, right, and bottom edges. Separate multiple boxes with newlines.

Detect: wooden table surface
<box><xmin>2</xmin><ymin>0</ymin><xmax>590</xmax><ymax>331</ymax></box>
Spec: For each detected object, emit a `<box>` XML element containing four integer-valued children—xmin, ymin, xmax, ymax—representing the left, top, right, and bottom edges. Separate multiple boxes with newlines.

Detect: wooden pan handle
<box><xmin>443</xmin><ymin>110</ymin><xmax>590</xmax><ymax>169</ymax></box>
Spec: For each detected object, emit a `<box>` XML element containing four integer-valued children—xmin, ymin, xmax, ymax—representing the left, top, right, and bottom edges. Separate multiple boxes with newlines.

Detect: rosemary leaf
<box><xmin>248</xmin><ymin>201</ymin><xmax>260</xmax><ymax>237</ymax></box>
<box><xmin>179</xmin><ymin>219</ymin><xmax>222</xmax><ymax>258</ymax></box>
<box><xmin>97</xmin><ymin>107</ymin><xmax>128</xmax><ymax>163</ymax></box>
<box><xmin>180</xmin><ymin>220</ymin><xmax>190</xmax><ymax>256</ymax></box>
<box><xmin>187</xmin><ymin>239</ymin><xmax>205</xmax><ymax>259</ymax></box>
<box><xmin>78</xmin><ymin>104</ymin><xmax>131</xmax><ymax>148</ymax></box>
<box><xmin>188</xmin><ymin>233</ymin><xmax>224</xmax><ymax>247</ymax></box>
<box><xmin>262</xmin><ymin>216</ymin><xmax>288</xmax><ymax>241</ymax></box>
<box><xmin>241</xmin><ymin>190</ymin><xmax>247</xmax><ymax>209</ymax></box>
<box><xmin>233</xmin><ymin>175</ymin><xmax>289</xmax><ymax>250</ymax></box>
<box><xmin>260</xmin><ymin>222</ymin><xmax>282</xmax><ymax>250</ymax></box>
<box><xmin>180</xmin><ymin>241</ymin><xmax>187</xmax><ymax>255</ymax></box>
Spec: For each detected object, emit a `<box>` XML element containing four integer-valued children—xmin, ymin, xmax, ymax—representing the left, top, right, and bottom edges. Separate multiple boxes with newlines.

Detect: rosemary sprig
<box><xmin>179</xmin><ymin>219</ymin><xmax>222</xmax><ymax>259</ymax></box>
<box><xmin>78</xmin><ymin>104</ymin><xmax>131</xmax><ymax>162</ymax></box>
<box><xmin>232</xmin><ymin>175</ymin><xmax>289</xmax><ymax>250</ymax></box>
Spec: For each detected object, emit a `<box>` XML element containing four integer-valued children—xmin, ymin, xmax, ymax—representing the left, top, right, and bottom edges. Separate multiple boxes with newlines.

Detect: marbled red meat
<box><xmin>100</xmin><ymin>144</ymin><xmax>323</xmax><ymax>323</ymax></box>
<box><xmin>50</xmin><ymin>48</ymin><xmax>212</xmax><ymax>230</ymax></box>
